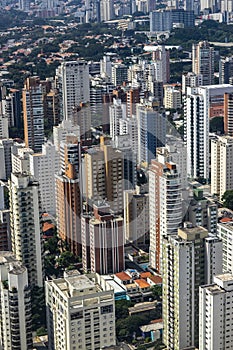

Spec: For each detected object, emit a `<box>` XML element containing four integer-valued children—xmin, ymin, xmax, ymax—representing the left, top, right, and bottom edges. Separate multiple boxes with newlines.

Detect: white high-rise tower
<box><xmin>0</xmin><ymin>252</ymin><xmax>33</xmax><ymax>350</ymax></box>
<box><xmin>9</xmin><ymin>173</ymin><xmax>44</xmax><ymax>287</ymax></box>
<box><xmin>56</xmin><ymin>61</ymin><xmax>90</xmax><ymax>120</ymax></box>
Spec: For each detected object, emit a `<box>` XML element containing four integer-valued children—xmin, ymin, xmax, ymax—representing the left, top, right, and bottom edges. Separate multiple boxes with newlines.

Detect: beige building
<box><xmin>149</xmin><ymin>152</ymin><xmax>182</xmax><ymax>272</ymax></box>
<box><xmin>192</xmin><ymin>41</ymin><xmax>214</xmax><ymax>85</ymax></box>
<box><xmin>81</xmin><ymin>203</ymin><xmax>124</xmax><ymax>274</ymax></box>
<box><xmin>84</xmin><ymin>137</ymin><xmax>123</xmax><ymax>214</ymax></box>
<box><xmin>211</xmin><ymin>135</ymin><xmax>233</xmax><ymax>200</ymax></box>
<box><xmin>124</xmin><ymin>185</ymin><xmax>149</xmax><ymax>246</ymax></box>
<box><xmin>9</xmin><ymin>173</ymin><xmax>44</xmax><ymax>287</ymax></box>
<box><xmin>55</xmin><ymin>136</ymin><xmax>81</xmax><ymax>256</ymax></box>
<box><xmin>46</xmin><ymin>271</ymin><xmax>116</xmax><ymax>350</ymax></box>
<box><xmin>164</xmin><ymin>85</ymin><xmax>182</xmax><ymax>109</ymax></box>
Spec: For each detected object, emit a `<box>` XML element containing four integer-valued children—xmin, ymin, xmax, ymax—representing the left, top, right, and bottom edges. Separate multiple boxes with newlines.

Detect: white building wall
<box><xmin>185</xmin><ymin>87</ymin><xmax>209</xmax><ymax>180</ymax></box>
<box><xmin>29</xmin><ymin>142</ymin><xmax>59</xmax><ymax>215</ymax></box>
<box><xmin>56</xmin><ymin>61</ymin><xmax>90</xmax><ymax>121</ymax></box>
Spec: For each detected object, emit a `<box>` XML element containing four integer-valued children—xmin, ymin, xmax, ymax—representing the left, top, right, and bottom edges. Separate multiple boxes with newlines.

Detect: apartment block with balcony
<box><xmin>9</xmin><ymin>173</ymin><xmax>44</xmax><ymax>287</ymax></box>
<box><xmin>0</xmin><ymin>252</ymin><xmax>33</xmax><ymax>350</ymax></box>
<box><xmin>199</xmin><ymin>273</ymin><xmax>233</xmax><ymax>350</ymax></box>
<box><xmin>46</xmin><ymin>271</ymin><xmax>116</xmax><ymax>350</ymax></box>
<box><xmin>162</xmin><ymin>224</ymin><xmax>222</xmax><ymax>350</ymax></box>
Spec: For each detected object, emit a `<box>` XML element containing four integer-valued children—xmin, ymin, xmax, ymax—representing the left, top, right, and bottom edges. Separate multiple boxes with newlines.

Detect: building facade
<box><xmin>29</xmin><ymin>142</ymin><xmax>59</xmax><ymax>215</ymax></box>
<box><xmin>0</xmin><ymin>252</ymin><xmax>33</xmax><ymax>350</ymax></box>
<box><xmin>211</xmin><ymin>136</ymin><xmax>233</xmax><ymax>200</ymax></box>
<box><xmin>192</xmin><ymin>41</ymin><xmax>214</xmax><ymax>86</ymax></box>
<box><xmin>56</xmin><ymin>61</ymin><xmax>90</xmax><ymax>121</ymax></box>
<box><xmin>46</xmin><ymin>271</ymin><xmax>116</xmax><ymax>350</ymax></box>
<box><xmin>9</xmin><ymin>173</ymin><xmax>44</xmax><ymax>287</ymax></box>
<box><xmin>149</xmin><ymin>155</ymin><xmax>182</xmax><ymax>271</ymax></box>
<box><xmin>23</xmin><ymin>77</ymin><xmax>45</xmax><ymax>153</ymax></box>
<box><xmin>81</xmin><ymin>203</ymin><xmax>124</xmax><ymax>274</ymax></box>
<box><xmin>199</xmin><ymin>273</ymin><xmax>233</xmax><ymax>350</ymax></box>
<box><xmin>162</xmin><ymin>224</ymin><xmax>222</xmax><ymax>349</ymax></box>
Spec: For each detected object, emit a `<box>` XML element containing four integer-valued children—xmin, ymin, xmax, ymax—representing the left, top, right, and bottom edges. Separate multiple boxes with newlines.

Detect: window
<box><xmin>100</xmin><ymin>305</ymin><xmax>113</xmax><ymax>314</ymax></box>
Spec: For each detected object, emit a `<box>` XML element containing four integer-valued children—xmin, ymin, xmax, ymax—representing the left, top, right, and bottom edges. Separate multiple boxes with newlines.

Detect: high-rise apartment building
<box><xmin>200</xmin><ymin>0</ymin><xmax>218</xmax><ymax>12</ymax></box>
<box><xmin>0</xmin><ymin>113</ymin><xmax>9</xmax><ymax>138</ymax></box>
<box><xmin>9</xmin><ymin>173</ymin><xmax>44</xmax><ymax>287</ymax></box>
<box><xmin>211</xmin><ymin>135</ymin><xmax>233</xmax><ymax>200</ymax></box>
<box><xmin>81</xmin><ymin>203</ymin><xmax>124</xmax><ymax>274</ymax></box>
<box><xmin>199</xmin><ymin>273</ymin><xmax>233</xmax><ymax>350</ymax></box>
<box><xmin>148</xmin><ymin>80</ymin><xmax>164</xmax><ymax>106</ymax></box>
<box><xmin>187</xmin><ymin>188</ymin><xmax>218</xmax><ymax>234</ymax></box>
<box><xmin>29</xmin><ymin>142</ymin><xmax>59</xmax><ymax>215</ymax></box>
<box><xmin>126</xmin><ymin>88</ymin><xmax>140</xmax><ymax>117</ymax></box>
<box><xmin>53</xmin><ymin>119</ymin><xmax>80</xmax><ymax>151</ymax></box>
<box><xmin>23</xmin><ymin>77</ymin><xmax>45</xmax><ymax>152</ymax></box>
<box><xmin>46</xmin><ymin>271</ymin><xmax>116</xmax><ymax>350</ymax></box>
<box><xmin>182</xmin><ymin>72</ymin><xmax>203</xmax><ymax>94</ymax></box>
<box><xmin>150</xmin><ymin>11</ymin><xmax>172</xmax><ymax>32</ymax></box>
<box><xmin>184</xmin><ymin>87</ymin><xmax>209</xmax><ymax>180</ymax></box>
<box><xmin>165</xmin><ymin>135</ymin><xmax>188</xmax><ymax>190</ymax></box>
<box><xmin>137</xmin><ymin>102</ymin><xmax>166</xmax><ymax>166</ymax></box>
<box><xmin>100</xmin><ymin>0</ymin><xmax>114</xmax><ymax>21</ymax></box>
<box><xmin>217</xmin><ymin>220</ymin><xmax>233</xmax><ymax>274</ymax></box>
<box><xmin>0</xmin><ymin>186</ymin><xmax>11</xmax><ymax>251</ymax></box>
<box><xmin>100</xmin><ymin>55</ymin><xmax>112</xmax><ymax>80</ymax></box>
<box><xmin>113</xmin><ymin>134</ymin><xmax>137</xmax><ymax>191</ymax></box>
<box><xmin>184</xmin><ymin>0</ymin><xmax>194</xmax><ymax>11</ymax></box>
<box><xmin>149</xmin><ymin>154</ymin><xmax>182</xmax><ymax>271</ymax></box>
<box><xmin>43</xmin><ymin>88</ymin><xmax>60</xmax><ymax>128</ymax></box>
<box><xmin>224</xmin><ymin>92</ymin><xmax>233</xmax><ymax>136</ymax></box>
<box><xmin>111</xmin><ymin>63</ymin><xmax>128</xmax><ymax>86</ymax></box>
<box><xmin>162</xmin><ymin>224</ymin><xmax>222</xmax><ymax>350</ymax></box>
<box><xmin>71</xmin><ymin>104</ymin><xmax>92</xmax><ymax>142</ymax></box>
<box><xmin>192</xmin><ymin>41</ymin><xmax>214</xmax><ymax>85</ymax></box>
<box><xmin>0</xmin><ymin>210</ymin><xmax>11</xmax><ymax>251</ymax></box>
<box><xmin>0</xmin><ymin>139</ymin><xmax>14</xmax><ymax>180</ymax></box>
<box><xmin>56</xmin><ymin>61</ymin><xmax>90</xmax><ymax>120</ymax></box>
<box><xmin>0</xmin><ymin>252</ymin><xmax>33</xmax><ymax>350</ymax></box>
<box><xmin>12</xmin><ymin>147</ymin><xmax>34</xmax><ymax>174</ymax></box>
<box><xmin>185</xmin><ymin>85</ymin><xmax>233</xmax><ymax>180</ymax></box>
<box><xmin>109</xmin><ymin>99</ymin><xmax>127</xmax><ymax>142</ymax></box>
<box><xmin>151</xmin><ymin>46</ymin><xmax>170</xmax><ymax>84</ymax></box>
<box><xmin>163</xmin><ymin>85</ymin><xmax>182</xmax><ymax>109</ymax></box>
<box><xmin>84</xmin><ymin>138</ymin><xmax>123</xmax><ymax>214</ymax></box>
<box><xmin>55</xmin><ymin>137</ymin><xmax>82</xmax><ymax>256</ymax></box>
<box><xmin>219</xmin><ymin>56</ymin><xmax>233</xmax><ymax>84</ymax></box>
<box><xmin>150</xmin><ymin>10</ymin><xmax>194</xmax><ymax>32</ymax></box>
<box><xmin>124</xmin><ymin>185</ymin><xmax>149</xmax><ymax>246</ymax></box>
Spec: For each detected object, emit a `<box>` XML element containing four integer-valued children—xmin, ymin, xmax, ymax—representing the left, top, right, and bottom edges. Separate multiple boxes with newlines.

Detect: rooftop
<box><xmin>134</xmin><ymin>279</ymin><xmax>150</xmax><ymax>289</ymax></box>
<box><xmin>115</xmin><ymin>271</ymin><xmax>131</xmax><ymax>281</ymax></box>
<box><xmin>148</xmin><ymin>275</ymin><xmax>162</xmax><ymax>284</ymax></box>
<box><xmin>66</xmin><ymin>274</ymin><xmax>95</xmax><ymax>291</ymax></box>
<box><xmin>215</xmin><ymin>273</ymin><xmax>233</xmax><ymax>283</ymax></box>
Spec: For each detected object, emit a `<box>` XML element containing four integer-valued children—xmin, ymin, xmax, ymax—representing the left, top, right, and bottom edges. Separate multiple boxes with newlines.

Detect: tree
<box><xmin>44</xmin><ymin>235</ymin><xmax>59</xmax><ymax>255</ymax></box>
<box><xmin>222</xmin><ymin>190</ymin><xmax>233</xmax><ymax>210</ymax></box>
<box><xmin>115</xmin><ymin>300</ymin><xmax>132</xmax><ymax>320</ymax></box>
<box><xmin>209</xmin><ymin>116</ymin><xmax>224</xmax><ymax>134</ymax></box>
<box><xmin>57</xmin><ymin>251</ymin><xmax>77</xmax><ymax>268</ymax></box>
<box><xmin>151</xmin><ymin>285</ymin><xmax>162</xmax><ymax>301</ymax></box>
<box><xmin>31</xmin><ymin>286</ymin><xmax>46</xmax><ymax>332</ymax></box>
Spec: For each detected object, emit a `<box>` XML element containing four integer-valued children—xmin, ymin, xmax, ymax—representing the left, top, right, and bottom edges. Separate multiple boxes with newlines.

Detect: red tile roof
<box><xmin>220</xmin><ymin>217</ymin><xmax>232</xmax><ymax>223</ymax></box>
<box><xmin>134</xmin><ymin>279</ymin><xmax>150</xmax><ymax>288</ymax></box>
<box><xmin>148</xmin><ymin>275</ymin><xmax>162</xmax><ymax>284</ymax></box>
<box><xmin>140</xmin><ymin>272</ymin><xmax>152</xmax><ymax>279</ymax></box>
<box><xmin>115</xmin><ymin>272</ymin><xmax>131</xmax><ymax>281</ymax></box>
